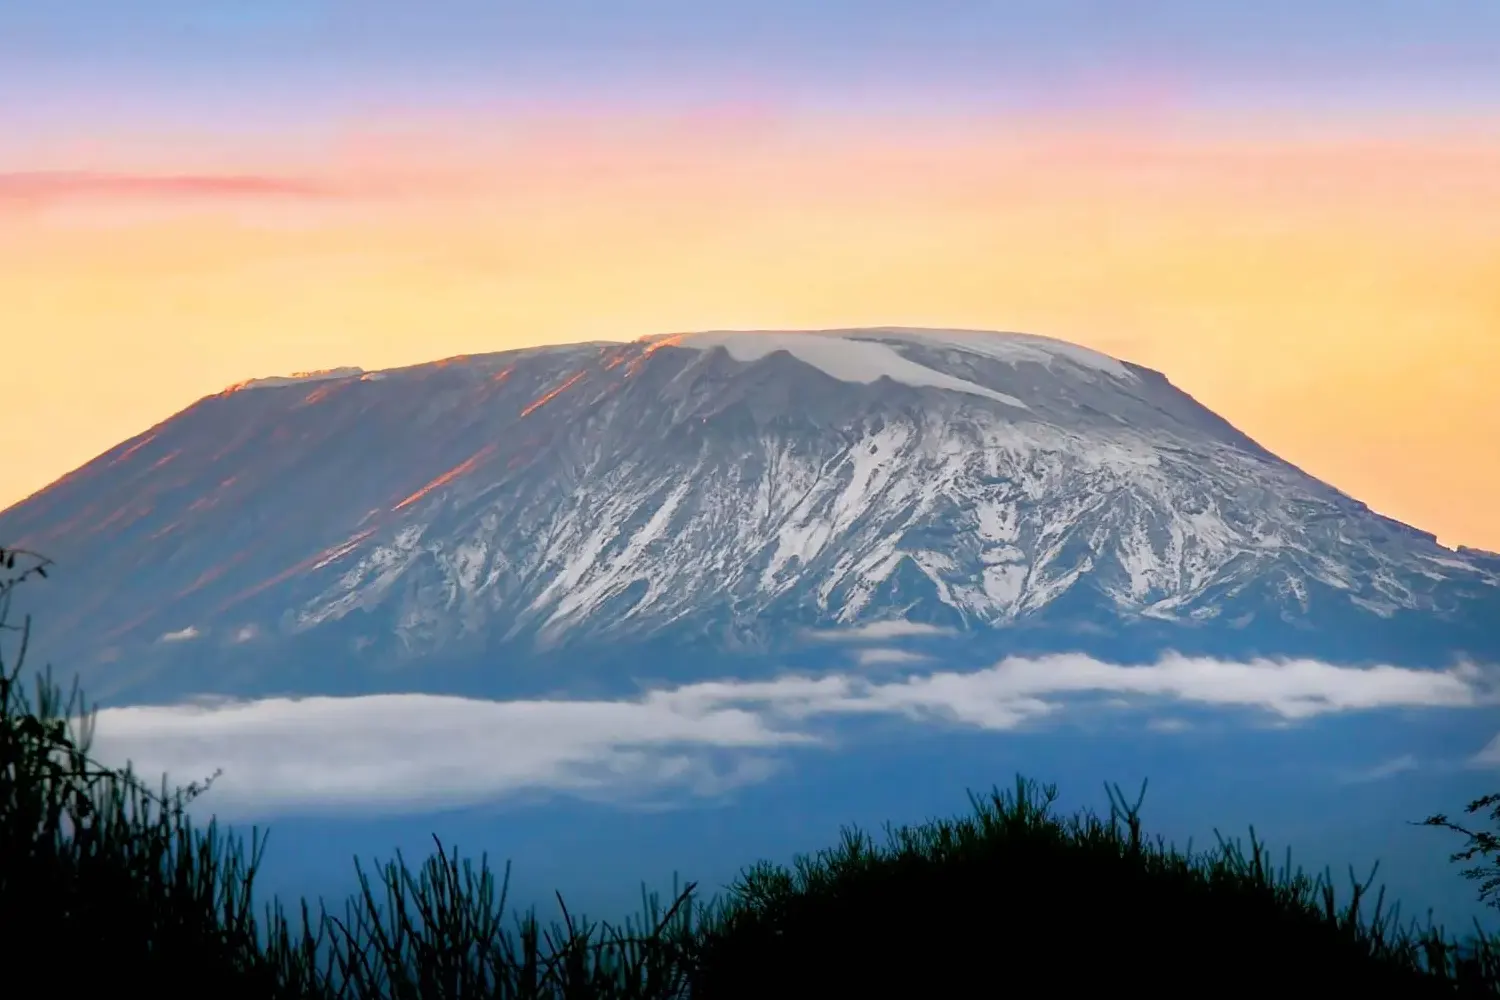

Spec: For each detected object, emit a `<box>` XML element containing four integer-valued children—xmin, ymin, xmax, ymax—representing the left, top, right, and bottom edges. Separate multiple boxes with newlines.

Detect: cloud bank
<box><xmin>85</xmin><ymin>653</ymin><xmax>1500</xmax><ymax>818</ymax></box>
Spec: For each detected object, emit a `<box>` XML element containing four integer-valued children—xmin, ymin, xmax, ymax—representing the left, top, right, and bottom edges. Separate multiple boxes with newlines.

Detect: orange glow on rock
<box><xmin>109</xmin><ymin>433</ymin><xmax>158</xmax><ymax>466</ymax></box>
<box><xmin>218</xmin><ymin>529</ymin><xmax>371</xmax><ymax>612</ymax></box>
<box><xmin>602</xmin><ymin>346</ymin><xmax>635</xmax><ymax>371</ymax></box>
<box><xmin>93</xmin><ymin>504</ymin><xmax>135</xmax><ymax>532</ymax></box>
<box><xmin>175</xmin><ymin>556</ymin><xmax>244</xmax><ymax>598</ymax></box>
<box><xmin>148</xmin><ymin>448</ymin><xmax>181</xmax><ymax>470</ymax></box>
<box><xmin>299</xmin><ymin>384</ymin><xmax>339</xmax><ymax>406</ymax></box>
<box><xmin>642</xmin><ymin>334</ymin><xmax>686</xmax><ymax>355</ymax></box>
<box><xmin>392</xmin><ymin>443</ymin><xmax>498</xmax><ymax>511</ymax></box>
<box><xmin>311</xmin><ymin>527</ymin><xmax>377</xmax><ymax>570</ymax></box>
<box><xmin>519</xmin><ymin>371</ymin><xmax>586</xmax><ymax>417</ymax></box>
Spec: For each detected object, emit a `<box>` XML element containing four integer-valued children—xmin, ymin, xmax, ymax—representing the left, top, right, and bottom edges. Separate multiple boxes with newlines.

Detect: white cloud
<box><xmin>158</xmin><ymin>626</ymin><xmax>200</xmax><ymax>643</ymax></box>
<box><xmin>89</xmin><ymin>691</ymin><xmax>811</xmax><ymax>817</ymax></box>
<box><xmin>907</xmin><ymin>652</ymin><xmax>1491</xmax><ymax>722</ymax></box>
<box><xmin>803</xmin><ymin>620</ymin><xmax>956</xmax><ymax>642</ymax></box>
<box><xmin>84</xmin><ymin>653</ymin><xmax>1498</xmax><ymax>817</ymax></box>
<box><xmin>853</xmin><ymin>647</ymin><xmax>934</xmax><ymax>666</ymax></box>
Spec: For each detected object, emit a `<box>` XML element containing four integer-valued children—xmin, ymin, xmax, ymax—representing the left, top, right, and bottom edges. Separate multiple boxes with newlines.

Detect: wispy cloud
<box><xmin>90</xmin><ymin>691</ymin><xmax>810</xmax><ymax>817</ymax></box>
<box><xmin>85</xmin><ymin>653</ymin><xmax>1499</xmax><ymax>818</ymax></box>
<box><xmin>0</xmin><ymin>171</ymin><xmax>330</xmax><ymax>204</ymax></box>
<box><xmin>157</xmin><ymin>626</ymin><xmax>200</xmax><ymax>643</ymax></box>
<box><xmin>803</xmin><ymin>620</ymin><xmax>956</xmax><ymax>642</ymax></box>
<box><xmin>852</xmin><ymin>647</ymin><xmax>933</xmax><ymax>666</ymax></box>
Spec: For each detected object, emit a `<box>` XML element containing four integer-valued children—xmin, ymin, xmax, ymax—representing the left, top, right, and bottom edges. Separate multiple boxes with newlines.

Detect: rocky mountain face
<box><xmin>3</xmin><ymin>328</ymin><xmax>1497</xmax><ymax>705</ymax></box>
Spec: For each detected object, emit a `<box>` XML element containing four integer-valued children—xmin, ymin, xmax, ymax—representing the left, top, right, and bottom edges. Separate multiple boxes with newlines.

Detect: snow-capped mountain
<box><xmin>3</xmin><ymin>328</ymin><xmax>1497</xmax><ymax>705</ymax></box>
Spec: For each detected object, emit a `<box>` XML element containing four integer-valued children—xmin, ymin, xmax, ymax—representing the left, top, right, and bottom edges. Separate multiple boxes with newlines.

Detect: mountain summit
<box><xmin>4</xmin><ymin>328</ymin><xmax>1497</xmax><ymax>704</ymax></box>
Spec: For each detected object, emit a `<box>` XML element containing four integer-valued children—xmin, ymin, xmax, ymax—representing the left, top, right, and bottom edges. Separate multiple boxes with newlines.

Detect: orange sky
<box><xmin>3</xmin><ymin>112</ymin><xmax>1498</xmax><ymax>551</ymax></box>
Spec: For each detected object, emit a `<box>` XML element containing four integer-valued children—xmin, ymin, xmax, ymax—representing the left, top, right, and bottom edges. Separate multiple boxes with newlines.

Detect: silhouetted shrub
<box><xmin>1</xmin><ymin>545</ymin><xmax>1495</xmax><ymax>997</ymax></box>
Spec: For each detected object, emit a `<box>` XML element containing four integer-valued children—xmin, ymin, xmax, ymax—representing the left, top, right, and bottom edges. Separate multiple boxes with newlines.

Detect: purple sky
<box><xmin>3</xmin><ymin>1</ymin><xmax>1498</xmax><ymax>125</ymax></box>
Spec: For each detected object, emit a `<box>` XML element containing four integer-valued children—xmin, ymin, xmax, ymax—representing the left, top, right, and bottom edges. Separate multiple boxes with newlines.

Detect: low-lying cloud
<box><xmin>852</xmin><ymin>647</ymin><xmax>933</xmax><ymax>666</ymax></box>
<box><xmin>85</xmin><ymin>653</ymin><xmax>1500</xmax><ymax>818</ymax></box>
<box><xmin>803</xmin><ymin>620</ymin><xmax>956</xmax><ymax>642</ymax></box>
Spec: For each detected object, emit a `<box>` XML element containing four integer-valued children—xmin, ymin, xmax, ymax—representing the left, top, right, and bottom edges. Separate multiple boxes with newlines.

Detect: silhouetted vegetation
<box><xmin>1419</xmin><ymin>793</ymin><xmax>1500</xmax><ymax>917</ymax></box>
<box><xmin>688</xmin><ymin>777</ymin><xmax>1499</xmax><ymax>997</ymax></box>
<box><xmin>2</xmin><ymin>545</ymin><xmax>1497</xmax><ymax>997</ymax></box>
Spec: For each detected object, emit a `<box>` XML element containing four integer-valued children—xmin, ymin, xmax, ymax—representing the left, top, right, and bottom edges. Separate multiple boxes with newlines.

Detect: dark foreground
<box><xmin>2</xmin><ymin>549</ymin><xmax>1498</xmax><ymax>998</ymax></box>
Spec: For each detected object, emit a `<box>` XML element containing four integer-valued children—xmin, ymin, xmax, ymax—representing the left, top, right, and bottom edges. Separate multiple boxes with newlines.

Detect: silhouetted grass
<box><xmin>2</xmin><ymin>544</ymin><xmax>1497</xmax><ymax>998</ymax></box>
<box><xmin>687</xmin><ymin>776</ymin><xmax>1499</xmax><ymax>997</ymax></box>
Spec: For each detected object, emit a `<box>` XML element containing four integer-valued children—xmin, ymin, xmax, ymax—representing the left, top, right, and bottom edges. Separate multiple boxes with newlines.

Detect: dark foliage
<box><xmin>2</xmin><ymin>544</ymin><xmax>1496</xmax><ymax>997</ymax></box>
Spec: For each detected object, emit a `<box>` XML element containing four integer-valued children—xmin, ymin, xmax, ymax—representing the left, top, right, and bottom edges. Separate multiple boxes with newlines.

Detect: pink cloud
<box><xmin>0</xmin><ymin>170</ymin><xmax>331</xmax><ymax>203</ymax></box>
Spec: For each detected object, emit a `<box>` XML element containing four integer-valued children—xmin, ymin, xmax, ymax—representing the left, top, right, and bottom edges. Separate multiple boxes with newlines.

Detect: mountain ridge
<box><xmin>3</xmin><ymin>328</ymin><xmax>1496</xmax><ymax>705</ymax></box>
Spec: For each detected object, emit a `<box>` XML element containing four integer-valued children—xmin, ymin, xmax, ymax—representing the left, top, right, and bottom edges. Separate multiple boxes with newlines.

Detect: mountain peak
<box><xmin>644</xmin><ymin>327</ymin><xmax>1139</xmax><ymax>387</ymax></box>
<box><xmin>4</xmin><ymin>326</ymin><xmax>1497</xmax><ymax>705</ymax></box>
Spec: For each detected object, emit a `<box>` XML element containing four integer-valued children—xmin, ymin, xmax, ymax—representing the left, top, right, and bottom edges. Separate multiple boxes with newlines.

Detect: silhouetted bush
<box><xmin>2</xmin><ymin>545</ymin><xmax>1496</xmax><ymax>997</ymax></box>
<box><xmin>686</xmin><ymin>777</ymin><xmax>1500</xmax><ymax>998</ymax></box>
<box><xmin>0</xmin><ymin>546</ymin><xmax>327</xmax><ymax>996</ymax></box>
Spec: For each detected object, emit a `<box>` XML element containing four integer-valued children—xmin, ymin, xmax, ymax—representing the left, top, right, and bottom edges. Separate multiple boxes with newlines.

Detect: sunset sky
<box><xmin>2</xmin><ymin>2</ymin><xmax>1497</xmax><ymax>550</ymax></box>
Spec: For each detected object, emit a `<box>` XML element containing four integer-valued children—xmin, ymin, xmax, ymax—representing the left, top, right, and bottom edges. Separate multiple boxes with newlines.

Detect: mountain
<box><xmin>3</xmin><ymin>328</ymin><xmax>1497</xmax><ymax>705</ymax></box>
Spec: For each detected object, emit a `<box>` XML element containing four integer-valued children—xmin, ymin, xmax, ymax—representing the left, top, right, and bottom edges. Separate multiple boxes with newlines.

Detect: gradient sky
<box><xmin>3</xmin><ymin>2</ymin><xmax>1498</xmax><ymax>550</ymax></box>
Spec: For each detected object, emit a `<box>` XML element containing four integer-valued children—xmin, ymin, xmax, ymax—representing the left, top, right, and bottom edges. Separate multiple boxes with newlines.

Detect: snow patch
<box><xmin>661</xmin><ymin>327</ymin><xmax>1134</xmax><ymax>385</ymax></box>
<box><xmin>670</xmin><ymin>331</ymin><xmax>1029</xmax><ymax>409</ymax></box>
<box><xmin>859</xmin><ymin>327</ymin><xmax>1137</xmax><ymax>381</ymax></box>
<box><xmin>231</xmin><ymin>367</ymin><xmax>364</xmax><ymax>391</ymax></box>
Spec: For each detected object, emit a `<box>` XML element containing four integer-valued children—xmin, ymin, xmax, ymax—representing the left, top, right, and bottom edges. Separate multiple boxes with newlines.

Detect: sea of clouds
<box><xmin>84</xmin><ymin>649</ymin><xmax>1500</xmax><ymax>819</ymax></box>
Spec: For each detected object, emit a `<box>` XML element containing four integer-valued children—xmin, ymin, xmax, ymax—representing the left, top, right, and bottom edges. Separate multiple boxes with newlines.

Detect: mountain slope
<box><xmin>3</xmin><ymin>328</ymin><xmax>1497</xmax><ymax>704</ymax></box>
